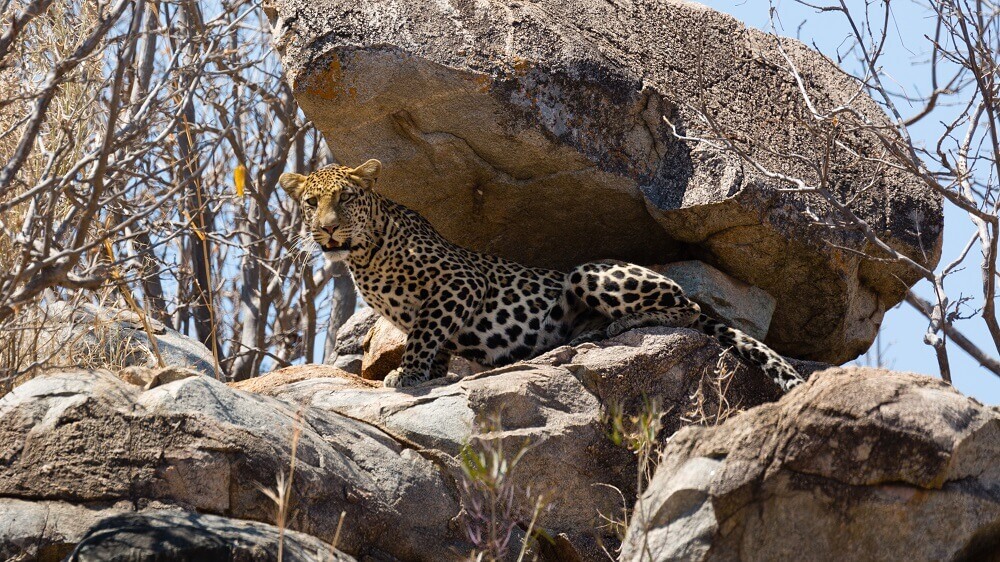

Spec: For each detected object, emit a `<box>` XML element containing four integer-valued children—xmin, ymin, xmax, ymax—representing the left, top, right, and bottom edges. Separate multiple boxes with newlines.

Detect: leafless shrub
<box><xmin>681</xmin><ymin>352</ymin><xmax>744</xmax><ymax>427</ymax></box>
<box><xmin>0</xmin><ymin>0</ymin><xmax>357</xmax><ymax>386</ymax></box>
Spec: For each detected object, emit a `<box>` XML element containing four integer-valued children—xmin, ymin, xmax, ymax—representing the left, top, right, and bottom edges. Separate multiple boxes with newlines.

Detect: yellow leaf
<box><xmin>234</xmin><ymin>164</ymin><xmax>247</xmax><ymax>197</ymax></box>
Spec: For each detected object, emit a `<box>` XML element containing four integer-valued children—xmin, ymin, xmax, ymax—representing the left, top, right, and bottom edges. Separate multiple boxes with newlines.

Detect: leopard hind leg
<box><xmin>567</xmin><ymin>261</ymin><xmax>701</xmax><ymax>334</ymax></box>
<box><xmin>568</xmin><ymin>260</ymin><xmax>804</xmax><ymax>393</ymax></box>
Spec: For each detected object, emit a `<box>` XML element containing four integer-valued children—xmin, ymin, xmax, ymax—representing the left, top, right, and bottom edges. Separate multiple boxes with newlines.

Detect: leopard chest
<box><xmin>349</xmin><ymin>251</ymin><xmax>436</xmax><ymax>332</ymax></box>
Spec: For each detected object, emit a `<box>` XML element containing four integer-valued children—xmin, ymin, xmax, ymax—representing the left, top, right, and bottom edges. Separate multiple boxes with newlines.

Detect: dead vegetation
<box><xmin>0</xmin><ymin>0</ymin><xmax>357</xmax><ymax>388</ymax></box>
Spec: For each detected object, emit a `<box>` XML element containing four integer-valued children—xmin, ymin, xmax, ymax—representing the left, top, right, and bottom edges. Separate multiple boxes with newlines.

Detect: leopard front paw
<box><xmin>383</xmin><ymin>368</ymin><xmax>421</xmax><ymax>388</ymax></box>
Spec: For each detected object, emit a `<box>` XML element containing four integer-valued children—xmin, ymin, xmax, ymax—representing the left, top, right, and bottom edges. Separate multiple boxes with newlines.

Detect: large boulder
<box><xmin>622</xmin><ymin>367</ymin><xmax>1000</xmax><ymax>562</ymax></box>
<box><xmin>0</xmin><ymin>369</ymin><xmax>466</xmax><ymax>561</ymax></box>
<box><xmin>264</xmin><ymin>0</ymin><xmax>942</xmax><ymax>364</ymax></box>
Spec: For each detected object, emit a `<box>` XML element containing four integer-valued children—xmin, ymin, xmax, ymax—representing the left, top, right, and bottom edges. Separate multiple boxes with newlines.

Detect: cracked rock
<box><xmin>622</xmin><ymin>367</ymin><xmax>1000</xmax><ymax>562</ymax></box>
<box><xmin>0</xmin><ymin>369</ymin><xmax>465</xmax><ymax>561</ymax></box>
<box><xmin>264</xmin><ymin>0</ymin><xmax>942</xmax><ymax>364</ymax></box>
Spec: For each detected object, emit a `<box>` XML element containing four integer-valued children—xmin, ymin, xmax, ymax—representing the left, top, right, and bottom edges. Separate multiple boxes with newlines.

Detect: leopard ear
<box><xmin>279</xmin><ymin>172</ymin><xmax>307</xmax><ymax>198</ymax></box>
<box><xmin>349</xmin><ymin>159</ymin><xmax>381</xmax><ymax>190</ymax></box>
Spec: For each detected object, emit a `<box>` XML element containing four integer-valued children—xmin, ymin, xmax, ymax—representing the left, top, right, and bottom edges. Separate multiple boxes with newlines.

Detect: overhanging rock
<box><xmin>264</xmin><ymin>0</ymin><xmax>942</xmax><ymax>363</ymax></box>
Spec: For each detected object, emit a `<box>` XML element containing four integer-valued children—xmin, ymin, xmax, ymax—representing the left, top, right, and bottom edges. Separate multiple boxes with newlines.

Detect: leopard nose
<box><xmin>322</xmin><ymin>225</ymin><xmax>338</xmax><ymax>235</ymax></box>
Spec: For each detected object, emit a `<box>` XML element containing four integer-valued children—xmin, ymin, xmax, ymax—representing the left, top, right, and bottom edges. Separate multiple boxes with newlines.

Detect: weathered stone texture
<box><xmin>0</xmin><ymin>328</ymin><xmax>785</xmax><ymax>561</ymax></box>
<box><xmin>622</xmin><ymin>367</ymin><xmax>1000</xmax><ymax>562</ymax></box>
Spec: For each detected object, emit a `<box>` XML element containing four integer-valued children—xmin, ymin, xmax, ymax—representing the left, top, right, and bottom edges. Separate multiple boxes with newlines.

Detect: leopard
<box><xmin>279</xmin><ymin>160</ymin><xmax>805</xmax><ymax>392</ymax></box>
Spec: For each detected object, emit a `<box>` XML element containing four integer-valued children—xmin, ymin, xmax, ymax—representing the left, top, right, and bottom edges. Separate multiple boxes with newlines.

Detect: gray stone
<box><xmin>0</xmin><ymin>369</ymin><xmax>466</xmax><ymax>561</ymax></box>
<box><xmin>622</xmin><ymin>367</ymin><xmax>1000</xmax><ymax>562</ymax></box>
<box><xmin>332</xmin><ymin>307</ymin><xmax>378</xmax><ymax>356</ymax></box>
<box><xmin>264</xmin><ymin>0</ymin><xmax>942</xmax><ymax>364</ymax></box>
<box><xmin>0</xmin><ymin>499</ymin><xmax>354</xmax><ymax>562</ymax></box>
<box><xmin>653</xmin><ymin>261</ymin><xmax>775</xmax><ymax>340</ymax></box>
<box><xmin>330</xmin><ymin>307</ymin><xmax>378</xmax><ymax>374</ymax></box>
<box><xmin>68</xmin><ymin>510</ymin><xmax>354</xmax><ymax>562</ymax></box>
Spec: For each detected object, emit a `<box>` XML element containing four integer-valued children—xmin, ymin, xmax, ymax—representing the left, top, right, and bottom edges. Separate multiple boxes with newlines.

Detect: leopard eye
<box><xmin>339</xmin><ymin>191</ymin><xmax>353</xmax><ymax>203</ymax></box>
<box><xmin>305</xmin><ymin>196</ymin><xmax>318</xmax><ymax>207</ymax></box>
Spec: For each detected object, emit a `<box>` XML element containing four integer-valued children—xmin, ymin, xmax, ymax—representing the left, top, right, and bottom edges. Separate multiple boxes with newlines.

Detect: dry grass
<box><xmin>680</xmin><ymin>351</ymin><xmax>744</xmax><ymax>427</ymax></box>
<box><xmin>595</xmin><ymin>354</ymin><xmax>747</xmax><ymax>560</ymax></box>
<box><xmin>0</xmin><ymin>294</ymin><xmax>158</xmax><ymax>395</ymax></box>
<box><xmin>596</xmin><ymin>396</ymin><xmax>664</xmax><ymax>560</ymax></box>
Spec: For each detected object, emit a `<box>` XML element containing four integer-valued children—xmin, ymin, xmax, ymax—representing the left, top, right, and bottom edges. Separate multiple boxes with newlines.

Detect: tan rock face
<box><xmin>622</xmin><ymin>367</ymin><xmax>1000</xmax><ymax>562</ymax></box>
<box><xmin>265</xmin><ymin>0</ymin><xmax>942</xmax><ymax>364</ymax></box>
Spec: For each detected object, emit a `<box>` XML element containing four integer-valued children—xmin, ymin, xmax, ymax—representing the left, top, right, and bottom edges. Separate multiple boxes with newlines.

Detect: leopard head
<box><xmin>279</xmin><ymin>159</ymin><xmax>381</xmax><ymax>261</ymax></box>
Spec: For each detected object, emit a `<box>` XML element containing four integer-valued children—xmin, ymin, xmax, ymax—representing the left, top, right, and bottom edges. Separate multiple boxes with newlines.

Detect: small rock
<box><xmin>360</xmin><ymin>316</ymin><xmax>483</xmax><ymax>381</ymax></box>
<box><xmin>117</xmin><ymin>366</ymin><xmax>201</xmax><ymax>390</ymax></box>
<box><xmin>652</xmin><ymin>261</ymin><xmax>775</xmax><ymax>340</ymax></box>
<box><xmin>361</xmin><ymin>317</ymin><xmax>406</xmax><ymax>381</ymax></box>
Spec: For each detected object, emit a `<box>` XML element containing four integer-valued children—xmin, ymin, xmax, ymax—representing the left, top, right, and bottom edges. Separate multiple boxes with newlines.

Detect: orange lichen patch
<box><xmin>472</xmin><ymin>74</ymin><xmax>491</xmax><ymax>93</ymax></box>
<box><xmin>297</xmin><ymin>54</ymin><xmax>346</xmax><ymax>100</ymax></box>
<box><xmin>511</xmin><ymin>56</ymin><xmax>531</xmax><ymax>75</ymax></box>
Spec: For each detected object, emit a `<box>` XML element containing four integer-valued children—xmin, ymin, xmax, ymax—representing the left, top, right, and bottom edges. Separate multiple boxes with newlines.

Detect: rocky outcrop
<box><xmin>247</xmin><ymin>327</ymin><xmax>826</xmax><ymax>559</ymax></box>
<box><xmin>264</xmin><ymin>0</ymin><xmax>942</xmax><ymax>364</ymax></box>
<box><xmin>4</xmin><ymin>338</ymin><xmax>999</xmax><ymax>561</ymax></box>
<box><xmin>0</xmin><ymin>327</ymin><xmax>788</xmax><ymax>561</ymax></box>
<box><xmin>621</xmin><ymin>367</ymin><xmax>1000</xmax><ymax>562</ymax></box>
<box><xmin>0</xmin><ymin>369</ymin><xmax>465</xmax><ymax>561</ymax></box>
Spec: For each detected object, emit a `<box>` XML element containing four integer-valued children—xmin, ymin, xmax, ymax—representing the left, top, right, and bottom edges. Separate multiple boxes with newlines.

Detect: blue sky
<box><xmin>699</xmin><ymin>1</ymin><xmax>1000</xmax><ymax>403</ymax></box>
